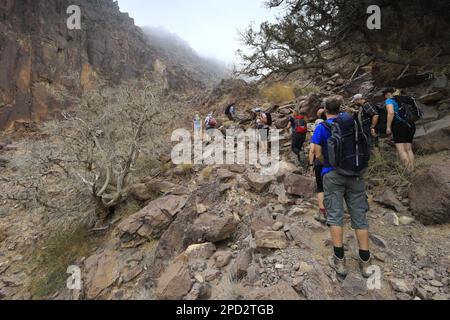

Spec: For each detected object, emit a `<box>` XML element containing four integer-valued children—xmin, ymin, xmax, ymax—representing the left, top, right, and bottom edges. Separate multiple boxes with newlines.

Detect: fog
<box><xmin>116</xmin><ymin>0</ymin><xmax>282</xmax><ymax>64</ymax></box>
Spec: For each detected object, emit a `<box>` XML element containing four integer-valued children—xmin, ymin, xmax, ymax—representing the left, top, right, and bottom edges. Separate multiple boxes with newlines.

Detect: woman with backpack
<box><xmin>384</xmin><ymin>88</ymin><xmax>416</xmax><ymax>172</ymax></box>
<box><xmin>287</xmin><ymin>110</ymin><xmax>308</xmax><ymax>164</ymax></box>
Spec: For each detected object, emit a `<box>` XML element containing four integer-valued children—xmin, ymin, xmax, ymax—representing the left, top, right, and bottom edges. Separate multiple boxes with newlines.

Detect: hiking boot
<box><xmin>359</xmin><ymin>256</ymin><xmax>373</xmax><ymax>278</ymax></box>
<box><xmin>328</xmin><ymin>255</ymin><xmax>348</xmax><ymax>278</ymax></box>
<box><xmin>314</xmin><ymin>210</ymin><xmax>327</xmax><ymax>224</ymax></box>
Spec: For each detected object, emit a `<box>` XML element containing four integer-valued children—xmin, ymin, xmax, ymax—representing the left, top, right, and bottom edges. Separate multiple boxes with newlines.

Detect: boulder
<box><xmin>84</xmin><ymin>250</ymin><xmax>120</xmax><ymax>299</ymax></box>
<box><xmin>373</xmin><ymin>189</ymin><xmax>406</xmax><ymax>212</ymax></box>
<box><xmin>143</xmin><ymin>179</ymin><xmax>189</xmax><ymax>196</ymax></box>
<box><xmin>399</xmin><ymin>216</ymin><xmax>415</xmax><ymax>226</ymax></box>
<box><xmin>129</xmin><ymin>183</ymin><xmax>154</xmax><ymax>201</ymax></box>
<box><xmin>213</xmin><ymin>251</ymin><xmax>233</xmax><ymax>269</ymax></box>
<box><xmin>246</xmin><ymin>173</ymin><xmax>276</xmax><ymax>192</ymax></box>
<box><xmin>191</xmin><ymin>213</ymin><xmax>238</xmax><ymax>243</ymax></box>
<box><xmin>342</xmin><ymin>73</ymin><xmax>374</xmax><ymax>96</ymax></box>
<box><xmin>387</xmin><ymin>72</ymin><xmax>434</xmax><ymax>88</ymax></box>
<box><xmin>342</xmin><ymin>273</ymin><xmax>368</xmax><ymax>297</ymax></box>
<box><xmin>299</xmin><ymin>93</ymin><xmax>322</xmax><ymax>120</ymax></box>
<box><xmin>245</xmin><ymin>281</ymin><xmax>299</xmax><ymax>300</ymax></box>
<box><xmin>184</xmin><ymin>282</ymin><xmax>211</xmax><ymax>300</ymax></box>
<box><xmin>230</xmin><ymin>249</ymin><xmax>252</xmax><ymax>280</ymax></box>
<box><xmin>271</xmin><ymin>183</ymin><xmax>291</xmax><ymax>205</ymax></box>
<box><xmin>369</xmin><ymin>234</ymin><xmax>388</xmax><ymax>249</ymax></box>
<box><xmin>284</xmin><ymin>173</ymin><xmax>315</xmax><ymax>198</ymax></box>
<box><xmin>416</xmin><ymin>105</ymin><xmax>439</xmax><ymax>125</ymax></box>
<box><xmin>296</xmin><ymin>263</ymin><xmax>336</xmax><ymax>301</ymax></box>
<box><xmin>250</xmin><ymin>215</ymin><xmax>276</xmax><ymax>237</ymax></box>
<box><xmin>409</xmin><ymin>163</ymin><xmax>450</xmax><ymax>225</ymax></box>
<box><xmin>117</xmin><ymin>195</ymin><xmax>188</xmax><ymax>246</ymax></box>
<box><xmin>431</xmin><ymin>74</ymin><xmax>448</xmax><ymax>89</ymax></box>
<box><xmin>273</xmin><ymin>161</ymin><xmax>301</xmax><ymax>180</ymax></box>
<box><xmin>225</xmin><ymin>164</ymin><xmax>246</xmax><ymax>174</ymax></box>
<box><xmin>414</xmin><ymin>115</ymin><xmax>450</xmax><ymax>154</ymax></box>
<box><xmin>419</xmin><ymin>92</ymin><xmax>445</xmax><ymax>105</ymax></box>
<box><xmin>121</xmin><ymin>266</ymin><xmax>144</xmax><ymax>284</ymax></box>
<box><xmin>216</xmin><ymin>169</ymin><xmax>236</xmax><ymax>181</ymax></box>
<box><xmin>389</xmin><ymin>278</ymin><xmax>413</xmax><ymax>294</ymax></box>
<box><xmin>155</xmin><ymin>255</ymin><xmax>193</xmax><ymax>300</ymax></box>
<box><xmin>184</xmin><ymin>243</ymin><xmax>216</xmax><ymax>260</ymax></box>
<box><xmin>204</xmin><ymin>268</ymin><xmax>221</xmax><ymax>282</ymax></box>
<box><xmin>274</xmin><ymin>117</ymin><xmax>289</xmax><ymax>129</ymax></box>
<box><xmin>255</xmin><ymin>230</ymin><xmax>288</xmax><ymax>250</ymax></box>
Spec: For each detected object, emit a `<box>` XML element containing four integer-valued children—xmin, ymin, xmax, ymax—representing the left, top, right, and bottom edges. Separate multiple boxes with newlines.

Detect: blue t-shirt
<box><xmin>385</xmin><ymin>98</ymin><xmax>399</xmax><ymax>113</ymax></box>
<box><xmin>311</xmin><ymin>117</ymin><xmax>337</xmax><ymax>176</ymax></box>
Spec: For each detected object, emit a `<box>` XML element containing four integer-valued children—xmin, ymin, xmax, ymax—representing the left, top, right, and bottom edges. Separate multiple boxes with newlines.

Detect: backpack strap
<box><xmin>393</xmin><ymin>97</ymin><xmax>412</xmax><ymax>128</ymax></box>
<box><xmin>321</xmin><ymin>121</ymin><xmax>333</xmax><ymax>131</ymax></box>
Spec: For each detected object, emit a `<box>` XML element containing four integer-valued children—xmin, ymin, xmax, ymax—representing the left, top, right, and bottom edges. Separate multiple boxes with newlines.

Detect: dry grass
<box><xmin>28</xmin><ymin>224</ymin><xmax>97</xmax><ymax>299</ymax></box>
<box><xmin>294</xmin><ymin>85</ymin><xmax>320</xmax><ymax>97</ymax></box>
<box><xmin>210</xmin><ymin>273</ymin><xmax>245</xmax><ymax>300</ymax></box>
<box><xmin>261</xmin><ymin>83</ymin><xmax>295</xmax><ymax>104</ymax></box>
<box><xmin>200</xmin><ymin>166</ymin><xmax>214</xmax><ymax>181</ymax></box>
<box><xmin>366</xmin><ymin>143</ymin><xmax>410</xmax><ymax>194</ymax></box>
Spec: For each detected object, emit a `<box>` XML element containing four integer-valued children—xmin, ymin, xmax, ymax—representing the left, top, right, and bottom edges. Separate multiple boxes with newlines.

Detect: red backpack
<box><xmin>294</xmin><ymin>115</ymin><xmax>308</xmax><ymax>134</ymax></box>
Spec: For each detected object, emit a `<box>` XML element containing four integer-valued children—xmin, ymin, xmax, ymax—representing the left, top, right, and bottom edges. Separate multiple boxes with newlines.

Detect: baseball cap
<box><xmin>351</xmin><ymin>94</ymin><xmax>363</xmax><ymax>103</ymax></box>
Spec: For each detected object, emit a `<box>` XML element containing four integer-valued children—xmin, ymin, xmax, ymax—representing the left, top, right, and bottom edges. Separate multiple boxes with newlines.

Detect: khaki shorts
<box><xmin>323</xmin><ymin>170</ymin><xmax>369</xmax><ymax>230</ymax></box>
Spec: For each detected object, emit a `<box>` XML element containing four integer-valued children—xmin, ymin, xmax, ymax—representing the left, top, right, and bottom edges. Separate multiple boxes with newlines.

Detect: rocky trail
<box><xmin>1</xmin><ymin>98</ymin><xmax>449</xmax><ymax>300</ymax></box>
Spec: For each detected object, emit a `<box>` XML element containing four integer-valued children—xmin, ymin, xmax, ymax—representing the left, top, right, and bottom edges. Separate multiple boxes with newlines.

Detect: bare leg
<box><xmin>355</xmin><ymin>229</ymin><xmax>370</xmax><ymax>251</ymax></box>
<box><xmin>405</xmin><ymin>143</ymin><xmax>415</xmax><ymax>172</ymax></box>
<box><xmin>395</xmin><ymin>144</ymin><xmax>410</xmax><ymax>168</ymax></box>
<box><xmin>318</xmin><ymin>192</ymin><xmax>325</xmax><ymax>210</ymax></box>
<box><xmin>330</xmin><ymin>226</ymin><xmax>344</xmax><ymax>248</ymax></box>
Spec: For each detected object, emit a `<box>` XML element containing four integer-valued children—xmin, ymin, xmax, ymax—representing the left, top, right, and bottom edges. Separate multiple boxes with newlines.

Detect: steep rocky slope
<box><xmin>0</xmin><ymin>0</ymin><xmax>205</xmax><ymax>129</ymax></box>
<box><xmin>142</xmin><ymin>27</ymin><xmax>229</xmax><ymax>86</ymax></box>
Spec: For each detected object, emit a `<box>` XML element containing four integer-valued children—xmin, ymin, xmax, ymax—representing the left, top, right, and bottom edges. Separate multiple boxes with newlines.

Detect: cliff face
<box><xmin>0</xmin><ymin>0</ymin><xmax>201</xmax><ymax>129</ymax></box>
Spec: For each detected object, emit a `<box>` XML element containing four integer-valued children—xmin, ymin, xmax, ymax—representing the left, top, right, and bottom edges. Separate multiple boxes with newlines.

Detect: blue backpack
<box><xmin>322</xmin><ymin>112</ymin><xmax>370</xmax><ymax>177</ymax></box>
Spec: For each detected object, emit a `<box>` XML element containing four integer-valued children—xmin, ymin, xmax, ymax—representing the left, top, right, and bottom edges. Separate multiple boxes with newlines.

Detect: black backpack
<box><xmin>394</xmin><ymin>96</ymin><xmax>423</xmax><ymax>123</ymax></box>
<box><xmin>225</xmin><ymin>104</ymin><xmax>234</xmax><ymax>115</ymax></box>
<box><xmin>323</xmin><ymin>112</ymin><xmax>370</xmax><ymax>177</ymax></box>
<box><xmin>265</xmin><ymin>112</ymin><xmax>273</xmax><ymax>126</ymax></box>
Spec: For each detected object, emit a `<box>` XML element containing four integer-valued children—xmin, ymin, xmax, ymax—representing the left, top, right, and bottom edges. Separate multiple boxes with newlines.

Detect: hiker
<box><xmin>286</xmin><ymin>112</ymin><xmax>296</xmax><ymax>135</ymax></box>
<box><xmin>311</xmin><ymin>97</ymin><xmax>372</xmax><ymax>278</ymax></box>
<box><xmin>316</xmin><ymin>108</ymin><xmax>327</xmax><ymax>123</ymax></box>
<box><xmin>384</xmin><ymin>88</ymin><xmax>417</xmax><ymax>172</ymax></box>
<box><xmin>254</xmin><ymin>108</ymin><xmax>271</xmax><ymax>150</ymax></box>
<box><xmin>350</xmin><ymin>94</ymin><xmax>379</xmax><ymax>147</ymax></box>
<box><xmin>309</xmin><ymin>122</ymin><xmax>326</xmax><ymax>224</ymax></box>
<box><xmin>287</xmin><ymin>110</ymin><xmax>308</xmax><ymax>163</ymax></box>
<box><xmin>225</xmin><ymin>102</ymin><xmax>237</xmax><ymax>121</ymax></box>
<box><xmin>205</xmin><ymin>112</ymin><xmax>217</xmax><ymax>136</ymax></box>
<box><xmin>193</xmin><ymin>114</ymin><xmax>202</xmax><ymax>135</ymax></box>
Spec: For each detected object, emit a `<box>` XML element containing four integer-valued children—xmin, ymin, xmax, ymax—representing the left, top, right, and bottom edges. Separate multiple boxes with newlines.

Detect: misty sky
<box><xmin>116</xmin><ymin>0</ymin><xmax>281</xmax><ymax>64</ymax></box>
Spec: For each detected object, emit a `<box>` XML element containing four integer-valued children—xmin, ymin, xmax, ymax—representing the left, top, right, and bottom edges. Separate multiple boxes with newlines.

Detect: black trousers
<box><xmin>291</xmin><ymin>132</ymin><xmax>306</xmax><ymax>155</ymax></box>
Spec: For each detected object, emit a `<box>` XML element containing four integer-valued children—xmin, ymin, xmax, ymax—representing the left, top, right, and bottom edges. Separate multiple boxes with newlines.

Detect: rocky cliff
<box><xmin>0</xmin><ymin>0</ymin><xmax>204</xmax><ymax>129</ymax></box>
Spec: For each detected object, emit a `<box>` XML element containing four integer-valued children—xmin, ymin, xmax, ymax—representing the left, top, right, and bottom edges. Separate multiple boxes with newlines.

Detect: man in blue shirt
<box><xmin>310</xmin><ymin>114</ymin><xmax>336</xmax><ymax>177</ymax></box>
<box><xmin>311</xmin><ymin>97</ymin><xmax>371</xmax><ymax>279</ymax></box>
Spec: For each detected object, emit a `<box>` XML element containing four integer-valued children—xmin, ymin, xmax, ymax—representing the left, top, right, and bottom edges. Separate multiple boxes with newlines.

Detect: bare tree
<box><xmin>59</xmin><ymin>83</ymin><xmax>166</xmax><ymax>208</ymax></box>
